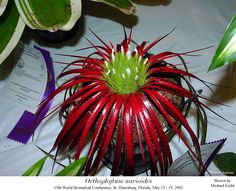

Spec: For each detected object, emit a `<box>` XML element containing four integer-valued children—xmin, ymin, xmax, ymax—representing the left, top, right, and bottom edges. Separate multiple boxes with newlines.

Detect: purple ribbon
<box><xmin>7</xmin><ymin>46</ymin><xmax>55</xmax><ymax>144</ymax></box>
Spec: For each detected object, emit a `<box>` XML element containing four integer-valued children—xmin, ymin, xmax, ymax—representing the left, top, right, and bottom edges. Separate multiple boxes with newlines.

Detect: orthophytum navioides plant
<box><xmin>39</xmin><ymin>29</ymin><xmax>213</xmax><ymax>176</ymax></box>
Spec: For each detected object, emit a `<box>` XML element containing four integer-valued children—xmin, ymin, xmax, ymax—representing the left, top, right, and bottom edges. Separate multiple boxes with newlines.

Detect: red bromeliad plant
<box><xmin>39</xmin><ymin>29</ymin><xmax>213</xmax><ymax>176</ymax></box>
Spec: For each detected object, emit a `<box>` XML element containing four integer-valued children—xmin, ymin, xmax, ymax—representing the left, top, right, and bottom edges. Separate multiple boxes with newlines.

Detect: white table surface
<box><xmin>0</xmin><ymin>0</ymin><xmax>236</xmax><ymax>176</ymax></box>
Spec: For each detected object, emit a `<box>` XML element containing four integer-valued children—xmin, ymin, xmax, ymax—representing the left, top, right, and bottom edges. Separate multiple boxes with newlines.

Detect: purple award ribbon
<box><xmin>7</xmin><ymin>46</ymin><xmax>55</xmax><ymax>144</ymax></box>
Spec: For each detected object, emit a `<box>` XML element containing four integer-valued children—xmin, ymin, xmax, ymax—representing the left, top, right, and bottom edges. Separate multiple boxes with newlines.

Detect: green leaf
<box><xmin>196</xmin><ymin>105</ymin><xmax>207</xmax><ymax>145</ymax></box>
<box><xmin>56</xmin><ymin>156</ymin><xmax>87</xmax><ymax>176</ymax></box>
<box><xmin>209</xmin><ymin>14</ymin><xmax>236</xmax><ymax>71</ymax></box>
<box><xmin>91</xmin><ymin>0</ymin><xmax>136</xmax><ymax>14</ymax></box>
<box><xmin>0</xmin><ymin>0</ymin><xmax>25</xmax><ymax>65</ymax></box>
<box><xmin>22</xmin><ymin>156</ymin><xmax>48</xmax><ymax>176</ymax></box>
<box><xmin>15</xmin><ymin>0</ymin><xmax>82</xmax><ymax>31</ymax></box>
<box><xmin>0</xmin><ymin>0</ymin><xmax>8</xmax><ymax>16</ymax></box>
<box><xmin>213</xmin><ymin>152</ymin><xmax>236</xmax><ymax>176</ymax></box>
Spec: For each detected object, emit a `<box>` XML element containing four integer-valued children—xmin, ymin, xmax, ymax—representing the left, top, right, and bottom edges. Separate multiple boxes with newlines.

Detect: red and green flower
<box><xmin>39</xmin><ymin>29</ymin><xmax>211</xmax><ymax>176</ymax></box>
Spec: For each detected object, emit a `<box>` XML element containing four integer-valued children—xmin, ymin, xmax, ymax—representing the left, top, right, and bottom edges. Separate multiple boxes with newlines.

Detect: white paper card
<box><xmin>3</xmin><ymin>43</ymin><xmax>47</xmax><ymax>114</ymax></box>
<box><xmin>168</xmin><ymin>139</ymin><xmax>225</xmax><ymax>176</ymax></box>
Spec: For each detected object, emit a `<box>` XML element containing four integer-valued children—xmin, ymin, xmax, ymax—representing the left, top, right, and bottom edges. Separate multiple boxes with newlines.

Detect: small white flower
<box><xmin>126</xmin><ymin>67</ymin><xmax>131</xmax><ymax>75</ymax></box>
<box><xmin>112</xmin><ymin>68</ymin><xmax>116</xmax><ymax>74</ymax></box>
<box><xmin>135</xmin><ymin>67</ymin><xmax>139</xmax><ymax>72</ymax></box>
<box><xmin>134</xmin><ymin>75</ymin><xmax>139</xmax><ymax>80</ymax></box>
<box><xmin>139</xmin><ymin>56</ymin><xmax>142</xmax><ymax>62</ymax></box>
<box><xmin>122</xmin><ymin>73</ymin><xmax>126</xmax><ymax>79</ymax></box>
<box><xmin>111</xmin><ymin>49</ymin><xmax>115</xmax><ymax>61</ymax></box>
<box><xmin>104</xmin><ymin>60</ymin><xmax>109</xmax><ymax>67</ymax></box>
<box><xmin>106</xmin><ymin>69</ymin><xmax>111</xmax><ymax>75</ymax></box>
<box><xmin>126</xmin><ymin>50</ymin><xmax>131</xmax><ymax>60</ymax></box>
<box><xmin>143</xmin><ymin>58</ymin><xmax>148</xmax><ymax>64</ymax></box>
<box><xmin>128</xmin><ymin>44</ymin><xmax>131</xmax><ymax>51</ymax></box>
<box><xmin>121</xmin><ymin>46</ymin><xmax>124</xmax><ymax>53</ymax></box>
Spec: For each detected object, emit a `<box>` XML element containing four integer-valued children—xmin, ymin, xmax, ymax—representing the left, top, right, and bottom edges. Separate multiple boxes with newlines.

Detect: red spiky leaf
<box><xmin>37</xmin><ymin>29</ymin><xmax>217</xmax><ymax>176</ymax></box>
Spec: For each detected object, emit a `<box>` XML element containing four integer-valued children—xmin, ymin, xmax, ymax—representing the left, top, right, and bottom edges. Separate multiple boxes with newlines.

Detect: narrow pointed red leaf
<box><xmin>140</xmin><ymin>90</ymin><xmax>173</xmax><ymax>173</ymax></box>
<box><xmin>89</xmin><ymin>28</ymin><xmax>112</xmax><ymax>54</ymax></box>
<box><xmin>111</xmin><ymin>96</ymin><xmax>126</xmax><ymax>176</ymax></box>
<box><xmin>135</xmin><ymin>93</ymin><xmax>167</xmax><ymax>175</ymax></box>
<box><xmin>91</xmin><ymin>96</ymin><xmax>123</xmax><ymax>174</ymax></box>
<box><xmin>134</xmin><ymin>115</ymin><xmax>149</xmax><ymax>175</ymax></box>
<box><xmin>53</xmin><ymin>89</ymin><xmax>109</xmax><ymax>149</ymax></box>
<box><xmin>129</xmin><ymin>93</ymin><xmax>159</xmax><ymax>175</ymax></box>
<box><xmin>143</xmin><ymin>28</ymin><xmax>176</xmax><ymax>54</ymax></box>
<box><xmin>74</xmin><ymin>94</ymin><xmax>112</xmax><ymax>159</ymax></box>
<box><xmin>85</xmin><ymin>95</ymin><xmax>117</xmax><ymax>174</ymax></box>
<box><xmin>83</xmin><ymin>35</ymin><xmax>109</xmax><ymax>60</ymax></box>
<box><xmin>147</xmin><ymin>89</ymin><xmax>202</xmax><ymax>164</ymax></box>
<box><xmin>136</xmin><ymin>41</ymin><xmax>148</xmax><ymax>56</ymax></box>
<box><xmin>123</xmin><ymin>98</ymin><xmax>134</xmax><ymax>175</ymax></box>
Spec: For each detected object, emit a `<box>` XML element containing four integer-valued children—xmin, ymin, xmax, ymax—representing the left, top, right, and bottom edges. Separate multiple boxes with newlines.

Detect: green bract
<box><xmin>103</xmin><ymin>51</ymin><xmax>148</xmax><ymax>94</ymax></box>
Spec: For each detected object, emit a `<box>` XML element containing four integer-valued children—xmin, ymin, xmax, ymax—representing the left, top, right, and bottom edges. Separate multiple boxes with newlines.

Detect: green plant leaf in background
<box><xmin>0</xmin><ymin>0</ymin><xmax>25</xmax><ymax>65</ymax></box>
<box><xmin>23</xmin><ymin>156</ymin><xmax>48</xmax><ymax>176</ymax></box>
<box><xmin>15</xmin><ymin>0</ymin><xmax>82</xmax><ymax>32</ymax></box>
<box><xmin>0</xmin><ymin>0</ymin><xmax>8</xmax><ymax>16</ymax></box>
<box><xmin>0</xmin><ymin>0</ymin><xmax>136</xmax><ymax>66</ymax></box>
<box><xmin>213</xmin><ymin>152</ymin><xmax>236</xmax><ymax>176</ymax></box>
<box><xmin>56</xmin><ymin>156</ymin><xmax>87</xmax><ymax>176</ymax></box>
<box><xmin>209</xmin><ymin>14</ymin><xmax>236</xmax><ymax>71</ymax></box>
<box><xmin>91</xmin><ymin>0</ymin><xmax>136</xmax><ymax>14</ymax></box>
